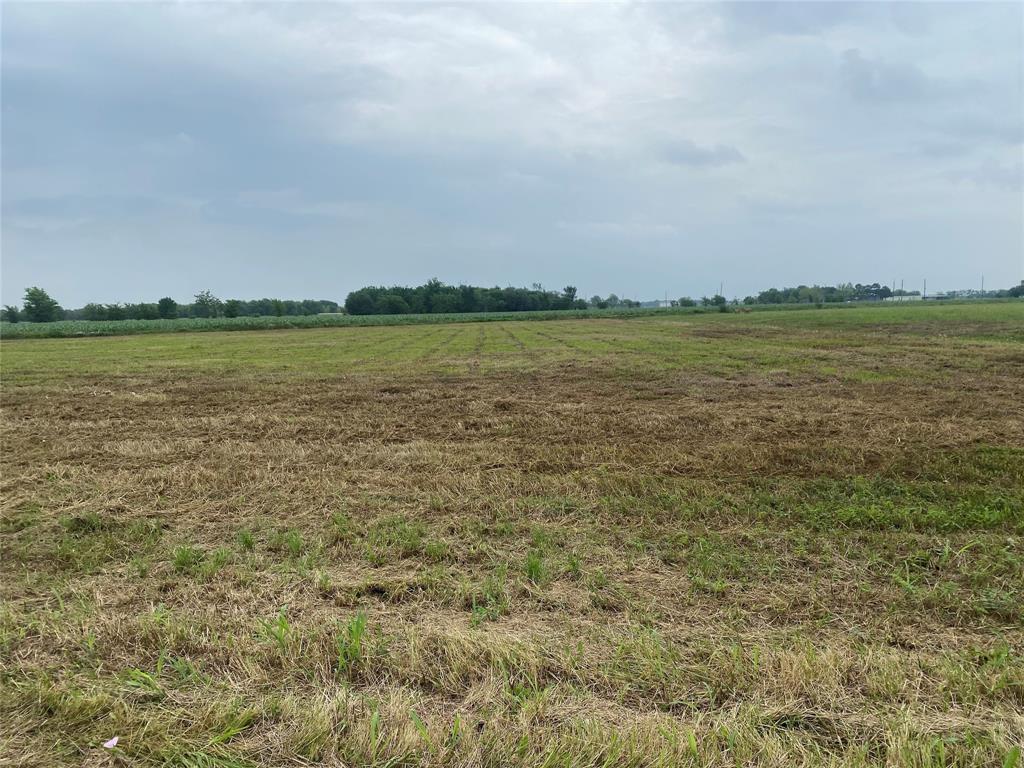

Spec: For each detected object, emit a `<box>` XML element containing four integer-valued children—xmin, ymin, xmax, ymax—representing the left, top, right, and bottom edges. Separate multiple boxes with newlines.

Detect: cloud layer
<box><xmin>2</xmin><ymin>2</ymin><xmax>1021</xmax><ymax>305</ymax></box>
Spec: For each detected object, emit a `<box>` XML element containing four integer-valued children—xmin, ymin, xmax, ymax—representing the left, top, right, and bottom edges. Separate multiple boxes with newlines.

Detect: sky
<box><xmin>2</xmin><ymin>1</ymin><xmax>1022</xmax><ymax>307</ymax></box>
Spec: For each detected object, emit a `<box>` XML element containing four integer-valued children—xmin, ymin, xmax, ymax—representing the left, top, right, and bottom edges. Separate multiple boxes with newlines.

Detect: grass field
<box><xmin>2</xmin><ymin>302</ymin><xmax>1022</xmax><ymax>767</ymax></box>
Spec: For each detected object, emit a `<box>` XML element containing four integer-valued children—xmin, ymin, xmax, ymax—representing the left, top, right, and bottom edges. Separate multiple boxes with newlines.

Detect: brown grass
<box><xmin>1</xmin><ymin>306</ymin><xmax>1022</xmax><ymax>766</ymax></box>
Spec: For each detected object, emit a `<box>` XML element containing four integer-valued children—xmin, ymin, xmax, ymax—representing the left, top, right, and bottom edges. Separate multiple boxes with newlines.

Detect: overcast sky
<box><xmin>2</xmin><ymin>2</ymin><xmax>1022</xmax><ymax>307</ymax></box>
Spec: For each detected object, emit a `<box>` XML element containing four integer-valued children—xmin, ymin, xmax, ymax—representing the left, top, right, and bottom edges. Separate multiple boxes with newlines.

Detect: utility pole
<box><xmin>924</xmin><ymin>279</ymin><xmax>927</xmax><ymax>299</ymax></box>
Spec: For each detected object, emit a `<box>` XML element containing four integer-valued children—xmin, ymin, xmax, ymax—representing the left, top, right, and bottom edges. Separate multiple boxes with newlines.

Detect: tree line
<box><xmin>1</xmin><ymin>288</ymin><xmax>340</xmax><ymax>323</ymax></box>
<box><xmin>3</xmin><ymin>280</ymin><xmax>1021</xmax><ymax>324</ymax></box>
<box><xmin>742</xmin><ymin>282</ymin><xmax>1024</xmax><ymax>304</ymax></box>
<box><xmin>343</xmin><ymin>280</ymin><xmax>634</xmax><ymax>315</ymax></box>
<box><xmin>746</xmin><ymin>283</ymin><xmax>899</xmax><ymax>304</ymax></box>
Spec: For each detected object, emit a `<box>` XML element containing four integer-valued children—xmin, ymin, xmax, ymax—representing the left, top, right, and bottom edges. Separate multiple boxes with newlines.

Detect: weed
<box><xmin>261</xmin><ymin>610</ymin><xmax>292</xmax><ymax>654</ymax></box>
<box><xmin>365</xmin><ymin>515</ymin><xmax>425</xmax><ymax>564</ymax></box>
<box><xmin>329</xmin><ymin>511</ymin><xmax>353</xmax><ymax>545</ymax></box>
<box><xmin>270</xmin><ymin>529</ymin><xmax>305</xmax><ymax>558</ymax></box>
<box><xmin>172</xmin><ymin>545</ymin><xmax>205</xmax><ymax>573</ymax></box>
<box><xmin>525</xmin><ymin>549</ymin><xmax>545</xmax><ymax>585</ymax></box>
<box><xmin>468</xmin><ymin>565</ymin><xmax>509</xmax><ymax>626</ymax></box>
<box><xmin>336</xmin><ymin>612</ymin><xmax>368</xmax><ymax>678</ymax></box>
<box><xmin>424</xmin><ymin>540</ymin><xmax>451</xmax><ymax>563</ymax></box>
<box><xmin>564</xmin><ymin>551</ymin><xmax>583</xmax><ymax>579</ymax></box>
<box><xmin>200</xmin><ymin>547</ymin><xmax>232</xmax><ymax>579</ymax></box>
<box><xmin>237</xmin><ymin>529</ymin><xmax>255</xmax><ymax>552</ymax></box>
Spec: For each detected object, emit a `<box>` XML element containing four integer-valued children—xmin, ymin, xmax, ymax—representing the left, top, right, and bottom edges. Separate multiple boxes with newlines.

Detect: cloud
<box><xmin>661</xmin><ymin>139</ymin><xmax>745</xmax><ymax>168</ymax></box>
<box><xmin>946</xmin><ymin>160</ymin><xmax>1024</xmax><ymax>191</ymax></box>
<box><xmin>838</xmin><ymin>49</ymin><xmax>938</xmax><ymax>102</ymax></box>
<box><xmin>715</xmin><ymin>2</ymin><xmax>865</xmax><ymax>39</ymax></box>
<box><xmin>557</xmin><ymin>219</ymin><xmax>679</xmax><ymax>238</ymax></box>
<box><xmin>1</xmin><ymin>2</ymin><xmax>1021</xmax><ymax>306</ymax></box>
<box><xmin>5</xmin><ymin>214</ymin><xmax>92</xmax><ymax>233</ymax></box>
<box><xmin>235</xmin><ymin>188</ymin><xmax>373</xmax><ymax>220</ymax></box>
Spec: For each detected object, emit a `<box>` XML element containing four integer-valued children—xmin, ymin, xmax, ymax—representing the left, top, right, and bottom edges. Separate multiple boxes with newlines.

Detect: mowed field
<box><xmin>1</xmin><ymin>302</ymin><xmax>1022</xmax><ymax>767</ymax></box>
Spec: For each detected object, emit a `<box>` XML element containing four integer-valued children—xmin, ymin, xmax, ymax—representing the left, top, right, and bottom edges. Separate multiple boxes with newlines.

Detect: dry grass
<box><xmin>1</xmin><ymin>304</ymin><xmax>1022</xmax><ymax>767</ymax></box>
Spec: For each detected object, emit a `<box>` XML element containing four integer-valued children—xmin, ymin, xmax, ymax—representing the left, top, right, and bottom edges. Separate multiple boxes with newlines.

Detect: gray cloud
<box><xmin>2</xmin><ymin>2</ymin><xmax>1021</xmax><ymax>306</ymax></box>
<box><xmin>661</xmin><ymin>139</ymin><xmax>745</xmax><ymax>168</ymax></box>
<box><xmin>947</xmin><ymin>160</ymin><xmax>1024</xmax><ymax>191</ymax></box>
<box><xmin>838</xmin><ymin>49</ymin><xmax>938</xmax><ymax>102</ymax></box>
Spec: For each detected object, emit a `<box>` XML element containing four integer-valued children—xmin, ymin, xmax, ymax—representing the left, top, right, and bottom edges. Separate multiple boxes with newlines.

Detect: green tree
<box><xmin>2</xmin><ymin>305</ymin><xmax>20</xmax><ymax>323</ymax></box>
<box><xmin>82</xmin><ymin>303</ymin><xmax>107</xmax><ymax>321</ymax></box>
<box><xmin>124</xmin><ymin>302</ymin><xmax>158</xmax><ymax>320</ymax></box>
<box><xmin>22</xmin><ymin>287</ymin><xmax>63</xmax><ymax>323</ymax></box>
<box><xmin>157</xmin><ymin>297</ymin><xmax>178</xmax><ymax>319</ymax></box>
<box><xmin>224</xmin><ymin>299</ymin><xmax>242</xmax><ymax>318</ymax></box>
<box><xmin>678</xmin><ymin>297</ymin><xmax>696</xmax><ymax>307</ymax></box>
<box><xmin>375</xmin><ymin>294</ymin><xmax>410</xmax><ymax>314</ymax></box>
<box><xmin>193</xmin><ymin>290</ymin><xmax>222</xmax><ymax>318</ymax></box>
<box><xmin>345</xmin><ymin>290</ymin><xmax>376</xmax><ymax>315</ymax></box>
<box><xmin>430</xmin><ymin>293</ymin><xmax>461</xmax><ymax>314</ymax></box>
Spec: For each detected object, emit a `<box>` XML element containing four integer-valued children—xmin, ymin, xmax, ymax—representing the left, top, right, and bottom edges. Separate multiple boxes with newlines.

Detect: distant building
<box><xmin>884</xmin><ymin>295</ymin><xmax>922</xmax><ymax>302</ymax></box>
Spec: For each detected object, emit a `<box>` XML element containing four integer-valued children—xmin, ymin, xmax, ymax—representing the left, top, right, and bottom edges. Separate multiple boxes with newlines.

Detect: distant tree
<box><xmin>376</xmin><ymin>294</ymin><xmax>411</xmax><ymax>314</ymax></box>
<box><xmin>430</xmin><ymin>293</ymin><xmax>461</xmax><ymax>314</ymax></box>
<box><xmin>2</xmin><ymin>305</ymin><xmax>20</xmax><ymax>323</ymax></box>
<box><xmin>678</xmin><ymin>297</ymin><xmax>696</xmax><ymax>307</ymax></box>
<box><xmin>1009</xmin><ymin>283</ymin><xmax>1024</xmax><ymax>298</ymax></box>
<box><xmin>193</xmin><ymin>290</ymin><xmax>222</xmax><ymax>318</ymax></box>
<box><xmin>271</xmin><ymin>299</ymin><xmax>285</xmax><ymax>317</ymax></box>
<box><xmin>82</xmin><ymin>303</ymin><xmax>107</xmax><ymax>321</ymax></box>
<box><xmin>248</xmin><ymin>298</ymin><xmax>273</xmax><ymax>316</ymax></box>
<box><xmin>345</xmin><ymin>290</ymin><xmax>376</xmax><ymax>315</ymax></box>
<box><xmin>344</xmin><ymin>280</ymin><xmax>615</xmax><ymax>316</ymax></box>
<box><xmin>157</xmin><ymin>297</ymin><xmax>178</xmax><ymax>319</ymax></box>
<box><xmin>700</xmin><ymin>296</ymin><xmax>712</xmax><ymax>307</ymax></box>
<box><xmin>606</xmin><ymin>294</ymin><xmax>620</xmax><ymax>308</ymax></box>
<box><xmin>105</xmin><ymin>304</ymin><xmax>125</xmax><ymax>321</ymax></box>
<box><xmin>22</xmin><ymin>287</ymin><xmax>63</xmax><ymax>323</ymax></box>
<box><xmin>711</xmin><ymin>294</ymin><xmax>727</xmax><ymax>307</ymax></box>
<box><xmin>589</xmin><ymin>295</ymin><xmax>602</xmax><ymax>308</ymax></box>
<box><xmin>224</xmin><ymin>299</ymin><xmax>242</xmax><ymax>318</ymax></box>
<box><xmin>125</xmin><ymin>302</ymin><xmax>158</xmax><ymax>320</ymax></box>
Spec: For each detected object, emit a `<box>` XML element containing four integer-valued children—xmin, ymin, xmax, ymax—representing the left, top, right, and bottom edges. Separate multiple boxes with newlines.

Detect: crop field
<box><xmin>0</xmin><ymin>301</ymin><xmax>1007</xmax><ymax>341</ymax></box>
<box><xmin>0</xmin><ymin>306</ymin><xmax>697</xmax><ymax>339</ymax></box>
<box><xmin>1</xmin><ymin>302</ymin><xmax>1022</xmax><ymax>767</ymax></box>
